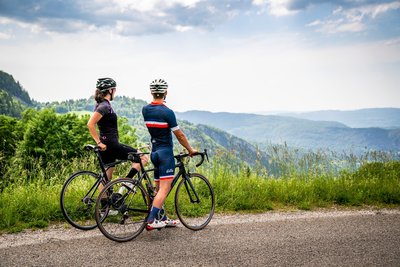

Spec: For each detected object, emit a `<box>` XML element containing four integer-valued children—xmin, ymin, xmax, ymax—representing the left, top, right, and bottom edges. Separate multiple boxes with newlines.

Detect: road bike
<box><xmin>60</xmin><ymin>144</ymin><xmax>133</xmax><ymax>230</ymax></box>
<box><xmin>94</xmin><ymin>149</ymin><xmax>215</xmax><ymax>242</ymax></box>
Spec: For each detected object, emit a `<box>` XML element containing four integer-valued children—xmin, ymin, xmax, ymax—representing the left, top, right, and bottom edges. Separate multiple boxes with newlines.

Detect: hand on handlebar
<box><xmin>98</xmin><ymin>143</ymin><xmax>107</xmax><ymax>151</ymax></box>
<box><xmin>188</xmin><ymin>148</ymin><xmax>198</xmax><ymax>157</ymax></box>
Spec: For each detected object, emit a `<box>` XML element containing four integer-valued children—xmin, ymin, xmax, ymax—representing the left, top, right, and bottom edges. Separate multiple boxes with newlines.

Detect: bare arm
<box><xmin>173</xmin><ymin>129</ymin><xmax>197</xmax><ymax>156</ymax></box>
<box><xmin>87</xmin><ymin>112</ymin><xmax>106</xmax><ymax>150</ymax></box>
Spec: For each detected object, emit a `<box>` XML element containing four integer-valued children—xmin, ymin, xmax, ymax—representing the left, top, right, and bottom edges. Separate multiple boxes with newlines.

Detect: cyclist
<box><xmin>87</xmin><ymin>78</ymin><xmax>147</xmax><ymax>183</ymax></box>
<box><xmin>142</xmin><ymin>79</ymin><xmax>197</xmax><ymax>230</ymax></box>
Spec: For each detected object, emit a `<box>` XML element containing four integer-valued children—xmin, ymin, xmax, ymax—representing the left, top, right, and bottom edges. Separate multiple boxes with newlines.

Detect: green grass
<box><xmin>0</xmin><ymin>151</ymin><xmax>399</xmax><ymax>234</ymax></box>
<box><xmin>0</xmin><ymin>181</ymin><xmax>61</xmax><ymax>232</ymax></box>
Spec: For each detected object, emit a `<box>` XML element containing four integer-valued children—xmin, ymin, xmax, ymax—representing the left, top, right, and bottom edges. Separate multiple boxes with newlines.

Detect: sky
<box><xmin>0</xmin><ymin>0</ymin><xmax>399</xmax><ymax>113</ymax></box>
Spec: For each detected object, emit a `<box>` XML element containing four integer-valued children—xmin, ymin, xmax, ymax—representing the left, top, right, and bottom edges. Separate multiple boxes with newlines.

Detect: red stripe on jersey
<box><xmin>145</xmin><ymin>121</ymin><xmax>169</xmax><ymax>128</ymax></box>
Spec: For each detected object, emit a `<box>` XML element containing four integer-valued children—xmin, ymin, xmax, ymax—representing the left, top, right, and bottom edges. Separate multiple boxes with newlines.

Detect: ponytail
<box><xmin>95</xmin><ymin>89</ymin><xmax>108</xmax><ymax>103</ymax></box>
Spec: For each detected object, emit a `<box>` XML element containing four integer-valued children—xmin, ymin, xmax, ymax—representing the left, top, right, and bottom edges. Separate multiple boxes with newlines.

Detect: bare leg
<box><xmin>99</xmin><ymin>167</ymin><xmax>114</xmax><ymax>192</ymax></box>
<box><xmin>152</xmin><ymin>179</ymin><xmax>173</xmax><ymax>209</ymax></box>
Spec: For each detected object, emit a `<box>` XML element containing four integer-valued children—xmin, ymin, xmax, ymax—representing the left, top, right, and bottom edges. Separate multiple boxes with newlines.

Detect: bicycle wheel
<box><xmin>175</xmin><ymin>173</ymin><xmax>215</xmax><ymax>230</ymax></box>
<box><xmin>60</xmin><ymin>171</ymin><xmax>104</xmax><ymax>230</ymax></box>
<box><xmin>95</xmin><ymin>178</ymin><xmax>150</xmax><ymax>242</ymax></box>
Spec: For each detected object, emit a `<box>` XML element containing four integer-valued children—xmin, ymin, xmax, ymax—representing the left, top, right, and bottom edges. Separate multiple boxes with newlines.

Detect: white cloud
<box><xmin>307</xmin><ymin>18</ymin><xmax>366</xmax><ymax>33</ymax></box>
<box><xmin>112</xmin><ymin>0</ymin><xmax>201</xmax><ymax>12</ymax></box>
<box><xmin>384</xmin><ymin>37</ymin><xmax>400</xmax><ymax>46</ymax></box>
<box><xmin>309</xmin><ymin>1</ymin><xmax>400</xmax><ymax>34</ymax></box>
<box><xmin>0</xmin><ymin>32</ymin><xmax>12</xmax><ymax>39</ymax></box>
<box><xmin>266</xmin><ymin>0</ymin><xmax>299</xmax><ymax>16</ymax></box>
<box><xmin>346</xmin><ymin>1</ymin><xmax>400</xmax><ymax>19</ymax></box>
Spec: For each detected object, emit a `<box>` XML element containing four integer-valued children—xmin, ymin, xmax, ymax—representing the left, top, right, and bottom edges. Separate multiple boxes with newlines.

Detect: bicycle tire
<box><xmin>175</xmin><ymin>173</ymin><xmax>215</xmax><ymax>230</ymax></box>
<box><xmin>60</xmin><ymin>171</ymin><xmax>104</xmax><ymax>230</ymax></box>
<box><xmin>95</xmin><ymin>178</ymin><xmax>150</xmax><ymax>242</ymax></box>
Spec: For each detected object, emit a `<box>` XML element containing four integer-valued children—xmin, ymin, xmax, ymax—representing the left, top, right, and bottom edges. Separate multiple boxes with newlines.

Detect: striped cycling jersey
<box><xmin>142</xmin><ymin>102</ymin><xmax>180</xmax><ymax>149</ymax></box>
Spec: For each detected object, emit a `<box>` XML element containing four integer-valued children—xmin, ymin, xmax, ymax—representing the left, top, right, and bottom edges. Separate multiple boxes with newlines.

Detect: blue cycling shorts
<box><xmin>150</xmin><ymin>148</ymin><xmax>175</xmax><ymax>181</ymax></box>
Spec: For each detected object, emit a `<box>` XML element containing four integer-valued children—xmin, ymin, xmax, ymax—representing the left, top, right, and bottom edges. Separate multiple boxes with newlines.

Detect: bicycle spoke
<box><xmin>95</xmin><ymin>178</ymin><xmax>149</xmax><ymax>242</ymax></box>
<box><xmin>60</xmin><ymin>171</ymin><xmax>102</xmax><ymax>230</ymax></box>
<box><xmin>175</xmin><ymin>173</ymin><xmax>215</xmax><ymax>230</ymax></box>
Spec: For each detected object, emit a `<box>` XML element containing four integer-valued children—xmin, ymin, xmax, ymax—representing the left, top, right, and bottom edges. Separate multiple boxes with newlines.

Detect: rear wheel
<box><xmin>60</xmin><ymin>171</ymin><xmax>104</xmax><ymax>230</ymax></box>
<box><xmin>95</xmin><ymin>178</ymin><xmax>150</xmax><ymax>242</ymax></box>
<box><xmin>175</xmin><ymin>173</ymin><xmax>215</xmax><ymax>230</ymax></box>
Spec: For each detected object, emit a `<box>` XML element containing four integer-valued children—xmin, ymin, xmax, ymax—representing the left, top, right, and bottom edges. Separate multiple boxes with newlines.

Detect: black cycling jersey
<box><xmin>95</xmin><ymin>100</ymin><xmax>118</xmax><ymax>142</ymax></box>
<box><xmin>94</xmin><ymin>100</ymin><xmax>136</xmax><ymax>164</ymax></box>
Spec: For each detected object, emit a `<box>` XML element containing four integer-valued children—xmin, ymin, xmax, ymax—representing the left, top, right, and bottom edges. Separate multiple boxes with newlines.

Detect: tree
<box><xmin>15</xmin><ymin>108</ymin><xmax>139</xmax><ymax>166</ymax></box>
<box><xmin>16</xmin><ymin>109</ymin><xmax>92</xmax><ymax>165</ymax></box>
<box><xmin>0</xmin><ymin>115</ymin><xmax>24</xmax><ymax>163</ymax></box>
<box><xmin>0</xmin><ymin>89</ymin><xmax>25</xmax><ymax>118</ymax></box>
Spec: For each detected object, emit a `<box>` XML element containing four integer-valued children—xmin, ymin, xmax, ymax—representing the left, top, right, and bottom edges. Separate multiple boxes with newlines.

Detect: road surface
<box><xmin>1</xmin><ymin>209</ymin><xmax>399</xmax><ymax>266</ymax></box>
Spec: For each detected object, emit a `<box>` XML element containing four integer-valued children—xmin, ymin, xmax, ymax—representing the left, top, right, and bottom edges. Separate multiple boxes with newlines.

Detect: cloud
<box><xmin>0</xmin><ymin>31</ymin><xmax>12</xmax><ymax>39</ymax></box>
<box><xmin>306</xmin><ymin>1</ymin><xmax>400</xmax><ymax>33</ymax></box>
<box><xmin>0</xmin><ymin>0</ymin><xmax>399</xmax><ymax>36</ymax></box>
<box><xmin>0</xmin><ymin>0</ymin><xmax>258</xmax><ymax>36</ymax></box>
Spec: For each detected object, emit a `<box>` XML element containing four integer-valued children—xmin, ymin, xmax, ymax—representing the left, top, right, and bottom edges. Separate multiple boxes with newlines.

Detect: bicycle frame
<box><xmin>132</xmin><ymin>151</ymin><xmax>204</xmax><ymax>205</ymax></box>
<box><xmin>82</xmin><ymin>145</ymin><xmax>131</xmax><ymax>203</ymax></box>
<box><xmin>93</xmin><ymin>148</ymin><xmax>213</xmax><ymax>240</ymax></box>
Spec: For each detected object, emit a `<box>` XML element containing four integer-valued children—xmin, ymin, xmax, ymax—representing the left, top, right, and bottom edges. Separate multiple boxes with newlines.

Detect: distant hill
<box><xmin>0</xmin><ymin>70</ymin><xmax>267</xmax><ymax>168</ymax></box>
<box><xmin>176</xmin><ymin>110</ymin><xmax>400</xmax><ymax>153</ymax></box>
<box><xmin>40</xmin><ymin>98</ymin><xmax>269</xmax><ymax>167</ymax></box>
<box><xmin>0</xmin><ymin>70</ymin><xmax>32</xmax><ymax>105</ymax></box>
<box><xmin>2</xmin><ymin>69</ymin><xmax>397</xmax><ymax>156</ymax></box>
<box><xmin>0</xmin><ymin>70</ymin><xmax>33</xmax><ymax>117</ymax></box>
<box><xmin>277</xmin><ymin>108</ymin><xmax>400</xmax><ymax>129</ymax></box>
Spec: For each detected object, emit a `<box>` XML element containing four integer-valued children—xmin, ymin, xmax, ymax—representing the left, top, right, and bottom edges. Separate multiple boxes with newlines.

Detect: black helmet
<box><xmin>150</xmin><ymin>79</ymin><xmax>168</xmax><ymax>93</ymax></box>
<box><xmin>96</xmin><ymin>78</ymin><xmax>116</xmax><ymax>91</ymax></box>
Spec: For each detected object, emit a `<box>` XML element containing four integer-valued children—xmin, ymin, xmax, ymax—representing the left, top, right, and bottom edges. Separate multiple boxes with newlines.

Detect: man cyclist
<box><xmin>142</xmin><ymin>79</ymin><xmax>197</xmax><ymax>230</ymax></box>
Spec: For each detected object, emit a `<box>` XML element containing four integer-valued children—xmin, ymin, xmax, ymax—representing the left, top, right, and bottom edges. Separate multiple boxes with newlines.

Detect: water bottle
<box><xmin>118</xmin><ymin>181</ymin><xmax>136</xmax><ymax>195</ymax></box>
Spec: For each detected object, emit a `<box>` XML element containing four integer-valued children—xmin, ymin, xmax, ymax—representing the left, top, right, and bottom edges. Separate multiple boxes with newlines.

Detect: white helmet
<box><xmin>150</xmin><ymin>79</ymin><xmax>168</xmax><ymax>93</ymax></box>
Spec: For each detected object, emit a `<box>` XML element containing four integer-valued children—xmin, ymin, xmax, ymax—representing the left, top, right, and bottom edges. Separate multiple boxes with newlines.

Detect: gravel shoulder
<box><xmin>1</xmin><ymin>207</ymin><xmax>399</xmax><ymax>249</ymax></box>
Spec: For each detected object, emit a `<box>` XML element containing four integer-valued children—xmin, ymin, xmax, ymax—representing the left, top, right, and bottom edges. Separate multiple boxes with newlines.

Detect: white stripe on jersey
<box><xmin>145</xmin><ymin>121</ymin><xmax>168</xmax><ymax>126</ymax></box>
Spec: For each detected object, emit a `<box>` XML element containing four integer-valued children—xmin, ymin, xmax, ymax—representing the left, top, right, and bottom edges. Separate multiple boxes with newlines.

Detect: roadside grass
<box><xmin>0</xmin><ymin>153</ymin><xmax>399</xmax><ymax>234</ymax></box>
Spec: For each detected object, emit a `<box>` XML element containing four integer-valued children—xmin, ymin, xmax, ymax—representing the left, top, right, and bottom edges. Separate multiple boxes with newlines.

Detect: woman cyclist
<box><xmin>142</xmin><ymin>79</ymin><xmax>197</xmax><ymax>230</ymax></box>
<box><xmin>87</xmin><ymin>78</ymin><xmax>146</xmax><ymax>182</ymax></box>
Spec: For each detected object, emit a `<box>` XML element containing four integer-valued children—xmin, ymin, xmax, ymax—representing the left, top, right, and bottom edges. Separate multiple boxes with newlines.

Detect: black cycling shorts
<box><xmin>99</xmin><ymin>141</ymin><xmax>137</xmax><ymax>165</ymax></box>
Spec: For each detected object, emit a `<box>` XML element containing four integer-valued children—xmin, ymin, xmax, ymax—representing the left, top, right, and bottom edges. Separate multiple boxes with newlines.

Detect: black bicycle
<box><xmin>60</xmin><ymin>144</ymin><xmax>133</xmax><ymax>230</ymax></box>
<box><xmin>94</xmin><ymin>150</ymin><xmax>215</xmax><ymax>242</ymax></box>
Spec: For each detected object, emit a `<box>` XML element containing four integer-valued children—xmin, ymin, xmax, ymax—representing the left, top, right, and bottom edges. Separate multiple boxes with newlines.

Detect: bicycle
<box><xmin>60</xmin><ymin>144</ymin><xmax>134</xmax><ymax>230</ymax></box>
<box><xmin>94</xmin><ymin>149</ymin><xmax>215</xmax><ymax>242</ymax></box>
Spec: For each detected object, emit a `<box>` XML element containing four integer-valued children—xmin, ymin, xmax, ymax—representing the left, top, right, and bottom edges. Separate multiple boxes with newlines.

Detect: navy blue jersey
<box><xmin>95</xmin><ymin>100</ymin><xmax>118</xmax><ymax>141</ymax></box>
<box><xmin>142</xmin><ymin>102</ymin><xmax>179</xmax><ymax>149</ymax></box>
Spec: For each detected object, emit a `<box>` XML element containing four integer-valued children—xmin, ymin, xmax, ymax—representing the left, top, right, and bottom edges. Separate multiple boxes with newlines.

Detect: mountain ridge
<box><xmin>176</xmin><ymin>110</ymin><xmax>400</xmax><ymax>153</ymax></box>
<box><xmin>272</xmin><ymin>108</ymin><xmax>400</xmax><ymax>129</ymax></box>
<box><xmin>0</xmin><ymin>70</ymin><xmax>267</xmax><ymax>167</ymax></box>
<box><xmin>1</xmin><ymin>70</ymin><xmax>398</xmax><ymax>155</ymax></box>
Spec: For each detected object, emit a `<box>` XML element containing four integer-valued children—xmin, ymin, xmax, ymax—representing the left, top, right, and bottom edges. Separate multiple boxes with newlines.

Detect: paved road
<box><xmin>1</xmin><ymin>210</ymin><xmax>400</xmax><ymax>266</ymax></box>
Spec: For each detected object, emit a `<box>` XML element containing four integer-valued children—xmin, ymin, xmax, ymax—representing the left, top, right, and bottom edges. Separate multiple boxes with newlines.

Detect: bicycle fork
<box><xmin>183</xmin><ymin>175</ymin><xmax>201</xmax><ymax>204</ymax></box>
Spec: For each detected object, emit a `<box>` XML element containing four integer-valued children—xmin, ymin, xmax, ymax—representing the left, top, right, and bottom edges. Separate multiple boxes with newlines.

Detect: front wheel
<box><xmin>60</xmin><ymin>171</ymin><xmax>104</xmax><ymax>230</ymax></box>
<box><xmin>175</xmin><ymin>173</ymin><xmax>215</xmax><ymax>230</ymax></box>
<box><xmin>95</xmin><ymin>178</ymin><xmax>150</xmax><ymax>242</ymax></box>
